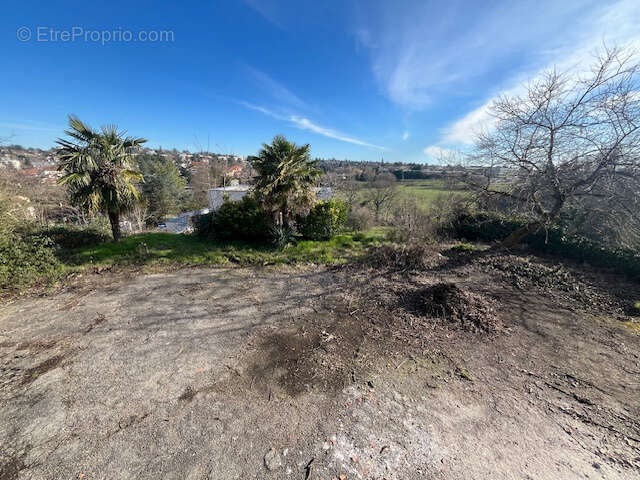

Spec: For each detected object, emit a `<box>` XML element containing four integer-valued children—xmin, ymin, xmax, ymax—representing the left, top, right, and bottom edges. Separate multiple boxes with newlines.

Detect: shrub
<box><xmin>297</xmin><ymin>200</ymin><xmax>348</xmax><ymax>240</ymax></box>
<box><xmin>452</xmin><ymin>211</ymin><xmax>640</xmax><ymax>280</ymax></box>
<box><xmin>0</xmin><ymin>230</ymin><xmax>62</xmax><ymax>291</ymax></box>
<box><xmin>389</xmin><ymin>198</ymin><xmax>437</xmax><ymax>242</ymax></box>
<box><xmin>345</xmin><ymin>204</ymin><xmax>375</xmax><ymax>232</ymax></box>
<box><xmin>448</xmin><ymin>242</ymin><xmax>477</xmax><ymax>254</ymax></box>
<box><xmin>0</xmin><ymin>194</ymin><xmax>63</xmax><ymax>291</ymax></box>
<box><xmin>36</xmin><ymin>225</ymin><xmax>110</xmax><ymax>249</ymax></box>
<box><xmin>196</xmin><ymin>195</ymin><xmax>269</xmax><ymax>242</ymax></box>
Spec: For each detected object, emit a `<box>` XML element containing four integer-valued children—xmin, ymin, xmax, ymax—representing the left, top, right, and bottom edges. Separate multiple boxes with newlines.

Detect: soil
<box><xmin>1</xmin><ymin>247</ymin><xmax>639</xmax><ymax>479</ymax></box>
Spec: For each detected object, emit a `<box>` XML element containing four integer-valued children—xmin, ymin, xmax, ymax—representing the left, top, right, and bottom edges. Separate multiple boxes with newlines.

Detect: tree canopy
<box><xmin>56</xmin><ymin>115</ymin><xmax>146</xmax><ymax>241</ymax></box>
<box><xmin>249</xmin><ymin>135</ymin><xmax>322</xmax><ymax>226</ymax></box>
<box><xmin>137</xmin><ymin>153</ymin><xmax>188</xmax><ymax>225</ymax></box>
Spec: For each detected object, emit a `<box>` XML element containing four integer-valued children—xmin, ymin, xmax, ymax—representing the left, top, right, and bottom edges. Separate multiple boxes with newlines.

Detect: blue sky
<box><xmin>2</xmin><ymin>0</ymin><xmax>639</xmax><ymax>162</ymax></box>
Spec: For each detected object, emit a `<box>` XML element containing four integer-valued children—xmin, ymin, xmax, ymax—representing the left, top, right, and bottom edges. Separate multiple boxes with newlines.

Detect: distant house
<box><xmin>0</xmin><ymin>158</ymin><xmax>21</xmax><ymax>169</ymax></box>
<box><xmin>226</xmin><ymin>165</ymin><xmax>243</xmax><ymax>177</ymax></box>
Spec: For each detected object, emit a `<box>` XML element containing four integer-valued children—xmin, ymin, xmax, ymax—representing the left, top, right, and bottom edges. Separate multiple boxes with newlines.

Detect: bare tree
<box><xmin>337</xmin><ymin>178</ymin><xmax>362</xmax><ymax>208</ymax></box>
<box><xmin>126</xmin><ymin>202</ymin><xmax>150</xmax><ymax>233</ymax></box>
<box><xmin>364</xmin><ymin>173</ymin><xmax>397</xmax><ymax>222</ymax></box>
<box><xmin>469</xmin><ymin>46</ymin><xmax>640</xmax><ymax>247</ymax></box>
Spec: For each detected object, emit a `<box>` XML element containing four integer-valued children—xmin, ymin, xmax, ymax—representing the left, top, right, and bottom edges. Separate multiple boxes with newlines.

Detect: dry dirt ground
<box><xmin>1</xmin><ymin>249</ymin><xmax>639</xmax><ymax>479</ymax></box>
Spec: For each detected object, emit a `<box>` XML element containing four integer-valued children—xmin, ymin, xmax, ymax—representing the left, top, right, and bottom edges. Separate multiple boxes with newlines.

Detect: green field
<box><xmin>357</xmin><ymin>179</ymin><xmax>468</xmax><ymax>212</ymax></box>
<box><xmin>396</xmin><ymin>179</ymin><xmax>467</xmax><ymax>208</ymax></box>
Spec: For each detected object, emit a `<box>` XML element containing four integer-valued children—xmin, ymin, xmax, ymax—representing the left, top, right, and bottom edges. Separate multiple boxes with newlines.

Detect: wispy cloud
<box><xmin>240</xmin><ymin>101</ymin><xmax>387</xmax><ymax>150</ymax></box>
<box><xmin>402</xmin><ymin>131</ymin><xmax>409</xmax><ymax>141</ymax></box>
<box><xmin>242</xmin><ymin>0</ymin><xmax>283</xmax><ymax>28</ymax></box>
<box><xmin>244</xmin><ymin>65</ymin><xmax>307</xmax><ymax>109</ymax></box>
<box><xmin>441</xmin><ymin>0</ymin><xmax>640</xmax><ymax>145</ymax></box>
<box><xmin>289</xmin><ymin>115</ymin><xmax>387</xmax><ymax>150</ymax></box>
<box><xmin>353</xmin><ymin>0</ymin><xmax>636</xmax><ymax>112</ymax></box>
<box><xmin>442</xmin><ymin>0</ymin><xmax>640</xmax><ymax>144</ymax></box>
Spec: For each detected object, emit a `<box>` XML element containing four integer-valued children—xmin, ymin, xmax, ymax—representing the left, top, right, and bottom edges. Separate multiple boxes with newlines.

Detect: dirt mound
<box><xmin>417</xmin><ymin>282</ymin><xmax>499</xmax><ymax>332</ymax></box>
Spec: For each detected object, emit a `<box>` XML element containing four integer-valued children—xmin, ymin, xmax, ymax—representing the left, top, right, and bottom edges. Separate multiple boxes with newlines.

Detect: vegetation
<box><xmin>196</xmin><ymin>195</ymin><xmax>269</xmax><ymax>242</ymax></box>
<box><xmin>362</xmin><ymin>173</ymin><xmax>397</xmax><ymax>221</ymax></box>
<box><xmin>452</xmin><ymin>211</ymin><xmax>640</xmax><ymax>280</ymax></box>
<box><xmin>469</xmin><ymin>46</ymin><xmax>640</xmax><ymax>248</ymax></box>
<box><xmin>56</xmin><ymin>115</ymin><xmax>146</xmax><ymax>241</ymax></box>
<box><xmin>249</xmin><ymin>135</ymin><xmax>322</xmax><ymax>226</ymax></box>
<box><xmin>4</xmin><ymin>89</ymin><xmax>640</xmax><ymax>294</ymax></box>
<box><xmin>137</xmin><ymin>153</ymin><xmax>188</xmax><ymax>225</ymax></box>
<box><xmin>36</xmin><ymin>225</ymin><xmax>110</xmax><ymax>249</ymax></box>
<box><xmin>0</xmin><ymin>194</ymin><xmax>63</xmax><ymax>291</ymax></box>
<box><xmin>65</xmin><ymin>229</ymin><xmax>390</xmax><ymax>268</ymax></box>
<box><xmin>297</xmin><ymin>199</ymin><xmax>348</xmax><ymax>241</ymax></box>
<box><xmin>394</xmin><ymin>179</ymin><xmax>468</xmax><ymax>212</ymax></box>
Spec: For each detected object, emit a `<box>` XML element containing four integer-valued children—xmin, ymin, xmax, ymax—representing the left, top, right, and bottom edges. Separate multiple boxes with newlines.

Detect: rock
<box><xmin>264</xmin><ymin>448</ymin><xmax>283</xmax><ymax>471</ymax></box>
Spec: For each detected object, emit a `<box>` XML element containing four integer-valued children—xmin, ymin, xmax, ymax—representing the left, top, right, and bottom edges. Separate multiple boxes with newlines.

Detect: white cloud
<box><xmin>402</xmin><ymin>131</ymin><xmax>409</xmax><ymax>141</ymax></box>
<box><xmin>439</xmin><ymin>0</ymin><xmax>640</xmax><ymax>145</ymax></box>
<box><xmin>354</xmin><ymin>0</ymin><xmax>639</xmax><ymax>115</ymax></box>
<box><xmin>240</xmin><ymin>102</ymin><xmax>387</xmax><ymax>150</ymax></box>
<box><xmin>289</xmin><ymin>115</ymin><xmax>387</xmax><ymax>150</ymax></box>
<box><xmin>423</xmin><ymin>145</ymin><xmax>454</xmax><ymax>159</ymax></box>
<box><xmin>441</xmin><ymin>101</ymin><xmax>494</xmax><ymax>145</ymax></box>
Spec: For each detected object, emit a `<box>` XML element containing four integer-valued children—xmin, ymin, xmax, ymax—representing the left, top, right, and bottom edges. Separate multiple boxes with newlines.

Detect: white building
<box><xmin>207</xmin><ymin>185</ymin><xmax>252</xmax><ymax>211</ymax></box>
<box><xmin>206</xmin><ymin>186</ymin><xmax>333</xmax><ymax>211</ymax></box>
<box><xmin>162</xmin><ymin>207</ymin><xmax>210</xmax><ymax>233</ymax></box>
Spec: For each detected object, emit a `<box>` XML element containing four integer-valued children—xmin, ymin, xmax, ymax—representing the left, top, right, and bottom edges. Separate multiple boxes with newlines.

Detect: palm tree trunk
<box><xmin>108</xmin><ymin>211</ymin><xmax>122</xmax><ymax>242</ymax></box>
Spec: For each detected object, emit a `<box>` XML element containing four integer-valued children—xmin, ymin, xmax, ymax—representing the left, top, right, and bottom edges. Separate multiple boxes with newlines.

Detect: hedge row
<box><xmin>452</xmin><ymin>212</ymin><xmax>640</xmax><ymax>280</ymax></box>
<box><xmin>196</xmin><ymin>196</ymin><xmax>348</xmax><ymax>244</ymax></box>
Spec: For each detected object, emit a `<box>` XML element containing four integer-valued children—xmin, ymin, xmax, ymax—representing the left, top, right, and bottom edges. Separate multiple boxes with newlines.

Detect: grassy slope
<box><xmin>63</xmin><ymin>229</ymin><xmax>390</xmax><ymax>268</ymax></box>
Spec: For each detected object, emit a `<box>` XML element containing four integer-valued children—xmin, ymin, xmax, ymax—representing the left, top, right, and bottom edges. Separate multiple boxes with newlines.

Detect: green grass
<box><xmin>356</xmin><ymin>179</ymin><xmax>469</xmax><ymax>212</ymax></box>
<box><xmin>63</xmin><ymin>228</ymin><xmax>390</xmax><ymax>269</ymax></box>
<box><xmin>395</xmin><ymin>179</ymin><xmax>468</xmax><ymax>211</ymax></box>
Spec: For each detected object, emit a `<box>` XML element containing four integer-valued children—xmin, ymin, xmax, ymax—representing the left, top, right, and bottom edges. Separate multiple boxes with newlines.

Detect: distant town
<box><xmin>0</xmin><ymin>144</ymin><xmax>511</xmax><ymax>185</ymax></box>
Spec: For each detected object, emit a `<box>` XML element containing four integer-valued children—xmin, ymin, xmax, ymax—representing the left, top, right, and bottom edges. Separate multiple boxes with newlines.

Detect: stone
<box><xmin>264</xmin><ymin>448</ymin><xmax>283</xmax><ymax>471</ymax></box>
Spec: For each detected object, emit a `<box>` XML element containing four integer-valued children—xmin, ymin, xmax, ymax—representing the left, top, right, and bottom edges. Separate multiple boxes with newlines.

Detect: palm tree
<box><xmin>249</xmin><ymin>135</ymin><xmax>322</xmax><ymax>226</ymax></box>
<box><xmin>56</xmin><ymin>115</ymin><xmax>146</xmax><ymax>241</ymax></box>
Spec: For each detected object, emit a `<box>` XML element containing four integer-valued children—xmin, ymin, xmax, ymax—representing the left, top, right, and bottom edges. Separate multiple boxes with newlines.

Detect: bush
<box><xmin>196</xmin><ymin>195</ymin><xmax>269</xmax><ymax>242</ymax></box>
<box><xmin>0</xmin><ymin>230</ymin><xmax>62</xmax><ymax>291</ymax></box>
<box><xmin>0</xmin><ymin>194</ymin><xmax>63</xmax><ymax>291</ymax></box>
<box><xmin>452</xmin><ymin>211</ymin><xmax>640</xmax><ymax>280</ymax></box>
<box><xmin>297</xmin><ymin>200</ymin><xmax>348</xmax><ymax>240</ymax></box>
<box><xmin>345</xmin><ymin>205</ymin><xmax>375</xmax><ymax>232</ymax></box>
<box><xmin>36</xmin><ymin>225</ymin><xmax>110</xmax><ymax>249</ymax></box>
<box><xmin>389</xmin><ymin>198</ymin><xmax>437</xmax><ymax>242</ymax></box>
